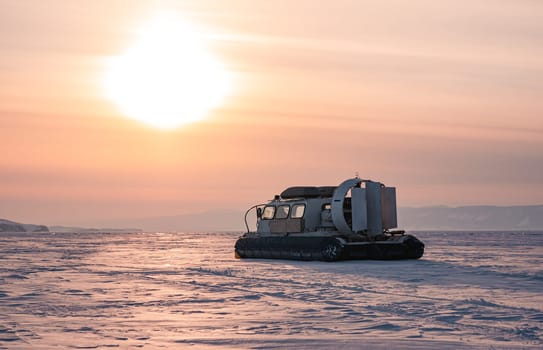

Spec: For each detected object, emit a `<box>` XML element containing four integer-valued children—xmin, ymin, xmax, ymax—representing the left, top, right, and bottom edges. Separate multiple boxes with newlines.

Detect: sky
<box><xmin>1</xmin><ymin>0</ymin><xmax>542</xmax><ymax>226</ymax></box>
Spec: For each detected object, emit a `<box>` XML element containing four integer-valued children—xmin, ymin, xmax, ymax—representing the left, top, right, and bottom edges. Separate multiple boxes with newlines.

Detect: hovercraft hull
<box><xmin>235</xmin><ymin>234</ymin><xmax>424</xmax><ymax>262</ymax></box>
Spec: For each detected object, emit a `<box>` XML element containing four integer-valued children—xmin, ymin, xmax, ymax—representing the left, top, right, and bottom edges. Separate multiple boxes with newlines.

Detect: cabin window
<box><xmin>291</xmin><ymin>204</ymin><xmax>305</xmax><ymax>218</ymax></box>
<box><xmin>262</xmin><ymin>206</ymin><xmax>275</xmax><ymax>219</ymax></box>
<box><xmin>275</xmin><ymin>205</ymin><xmax>290</xmax><ymax>219</ymax></box>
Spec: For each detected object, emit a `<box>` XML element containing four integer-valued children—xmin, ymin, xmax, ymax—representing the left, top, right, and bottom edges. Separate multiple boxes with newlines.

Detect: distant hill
<box><xmin>49</xmin><ymin>226</ymin><xmax>142</xmax><ymax>233</ymax></box>
<box><xmin>5</xmin><ymin>205</ymin><xmax>542</xmax><ymax>233</ymax></box>
<box><xmin>0</xmin><ymin>219</ymin><xmax>49</xmax><ymax>232</ymax></box>
<box><xmin>125</xmin><ymin>210</ymin><xmax>246</xmax><ymax>232</ymax></box>
<box><xmin>399</xmin><ymin>205</ymin><xmax>543</xmax><ymax>230</ymax></box>
<box><xmin>112</xmin><ymin>205</ymin><xmax>543</xmax><ymax>232</ymax></box>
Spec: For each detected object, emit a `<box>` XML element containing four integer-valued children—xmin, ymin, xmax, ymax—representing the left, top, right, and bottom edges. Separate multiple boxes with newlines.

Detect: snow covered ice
<box><xmin>0</xmin><ymin>231</ymin><xmax>541</xmax><ymax>349</ymax></box>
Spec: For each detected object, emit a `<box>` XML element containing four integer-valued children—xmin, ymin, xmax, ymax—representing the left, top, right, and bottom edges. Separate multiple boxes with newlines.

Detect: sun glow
<box><xmin>104</xmin><ymin>15</ymin><xmax>232</xmax><ymax>129</ymax></box>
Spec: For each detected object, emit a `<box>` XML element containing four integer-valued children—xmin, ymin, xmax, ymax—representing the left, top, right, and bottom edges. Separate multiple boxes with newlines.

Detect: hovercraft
<box><xmin>235</xmin><ymin>177</ymin><xmax>424</xmax><ymax>261</ymax></box>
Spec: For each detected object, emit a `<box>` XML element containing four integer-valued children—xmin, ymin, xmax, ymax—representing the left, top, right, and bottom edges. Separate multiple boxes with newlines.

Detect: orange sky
<box><xmin>1</xmin><ymin>0</ymin><xmax>542</xmax><ymax>226</ymax></box>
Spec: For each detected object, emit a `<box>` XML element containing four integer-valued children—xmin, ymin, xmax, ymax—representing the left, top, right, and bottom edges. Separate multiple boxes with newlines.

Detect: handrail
<box><xmin>244</xmin><ymin>204</ymin><xmax>266</xmax><ymax>233</ymax></box>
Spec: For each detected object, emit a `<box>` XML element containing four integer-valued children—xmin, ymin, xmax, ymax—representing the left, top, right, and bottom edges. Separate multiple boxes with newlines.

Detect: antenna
<box><xmin>355</xmin><ymin>171</ymin><xmax>360</xmax><ymax>179</ymax></box>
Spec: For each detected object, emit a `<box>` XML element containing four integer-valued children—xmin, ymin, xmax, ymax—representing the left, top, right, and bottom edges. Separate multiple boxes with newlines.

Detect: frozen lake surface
<box><xmin>1</xmin><ymin>231</ymin><xmax>541</xmax><ymax>349</ymax></box>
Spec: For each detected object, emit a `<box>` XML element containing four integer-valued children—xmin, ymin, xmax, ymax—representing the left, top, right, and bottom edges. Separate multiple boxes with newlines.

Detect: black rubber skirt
<box><xmin>235</xmin><ymin>235</ymin><xmax>424</xmax><ymax>262</ymax></box>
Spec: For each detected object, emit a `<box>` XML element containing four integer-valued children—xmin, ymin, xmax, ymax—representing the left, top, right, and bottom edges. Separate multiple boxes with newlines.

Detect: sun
<box><xmin>104</xmin><ymin>14</ymin><xmax>232</xmax><ymax>129</ymax></box>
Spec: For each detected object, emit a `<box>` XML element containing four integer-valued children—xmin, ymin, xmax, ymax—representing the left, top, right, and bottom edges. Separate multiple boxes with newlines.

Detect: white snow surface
<box><xmin>0</xmin><ymin>231</ymin><xmax>541</xmax><ymax>349</ymax></box>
